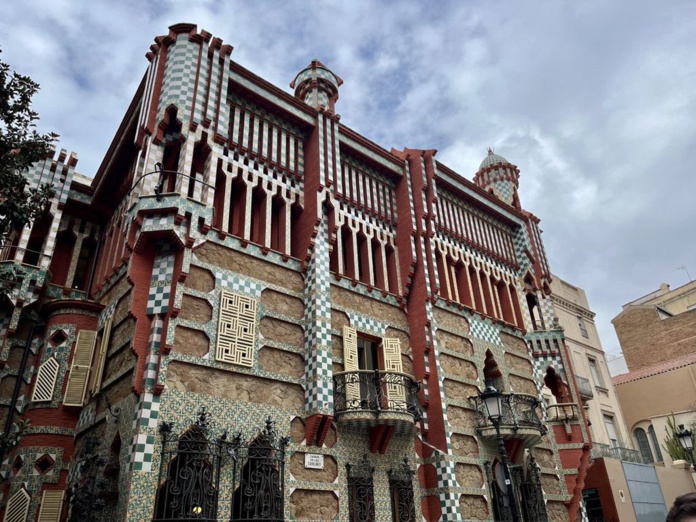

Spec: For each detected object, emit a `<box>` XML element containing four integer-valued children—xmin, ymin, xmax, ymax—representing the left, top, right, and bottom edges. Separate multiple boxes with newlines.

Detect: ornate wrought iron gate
<box><xmin>486</xmin><ymin>456</ymin><xmax>548</xmax><ymax>522</ymax></box>
<box><xmin>153</xmin><ymin>410</ymin><xmax>288</xmax><ymax>521</ymax></box>
<box><xmin>347</xmin><ymin>454</ymin><xmax>376</xmax><ymax>522</ymax></box>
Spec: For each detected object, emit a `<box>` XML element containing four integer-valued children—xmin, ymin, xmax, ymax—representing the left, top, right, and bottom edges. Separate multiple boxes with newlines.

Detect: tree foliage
<box><xmin>0</xmin><ymin>49</ymin><xmax>57</xmax><ymax>245</ymax></box>
<box><xmin>662</xmin><ymin>413</ymin><xmax>696</xmax><ymax>462</ymax></box>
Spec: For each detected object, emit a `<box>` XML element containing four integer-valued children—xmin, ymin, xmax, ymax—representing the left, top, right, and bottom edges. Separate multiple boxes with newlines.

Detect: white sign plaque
<box><xmin>304</xmin><ymin>453</ymin><xmax>324</xmax><ymax>470</ymax></box>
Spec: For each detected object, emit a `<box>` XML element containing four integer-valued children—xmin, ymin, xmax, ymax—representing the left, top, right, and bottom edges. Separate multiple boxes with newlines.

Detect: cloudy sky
<box><xmin>2</xmin><ymin>1</ymin><xmax>695</xmax><ymax>357</ymax></box>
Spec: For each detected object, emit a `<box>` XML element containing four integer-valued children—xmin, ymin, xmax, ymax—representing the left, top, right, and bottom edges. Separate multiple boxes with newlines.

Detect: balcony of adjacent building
<box><xmin>333</xmin><ymin>370</ymin><xmax>422</xmax><ymax>434</ymax></box>
<box><xmin>469</xmin><ymin>392</ymin><xmax>547</xmax><ymax>447</ymax></box>
<box><xmin>590</xmin><ymin>442</ymin><xmax>644</xmax><ymax>464</ymax></box>
<box><xmin>575</xmin><ymin>375</ymin><xmax>594</xmax><ymax>402</ymax></box>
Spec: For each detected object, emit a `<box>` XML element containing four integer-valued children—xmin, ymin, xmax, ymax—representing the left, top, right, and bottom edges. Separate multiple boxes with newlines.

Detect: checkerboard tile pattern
<box><xmin>218</xmin><ymin>273</ymin><xmax>263</xmax><ymax>297</ymax></box>
<box><xmin>303</xmin><ymin>220</ymin><xmax>334</xmax><ymax>415</ymax></box>
<box><xmin>468</xmin><ymin>315</ymin><xmax>502</xmax><ymax>346</ymax></box>
<box><xmin>131</xmin><ymin>434</ymin><xmax>157</xmax><ymax>472</ymax></box>
<box><xmin>146</xmin><ymin>242</ymin><xmax>176</xmax><ymax>315</ymax></box>
<box><xmin>134</xmin><ymin>393</ymin><xmax>161</xmax><ymax>430</ymax></box>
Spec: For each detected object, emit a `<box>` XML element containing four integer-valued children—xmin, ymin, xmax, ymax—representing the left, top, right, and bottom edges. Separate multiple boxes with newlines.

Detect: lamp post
<box><xmin>677</xmin><ymin>424</ymin><xmax>694</xmax><ymax>469</ymax></box>
<box><xmin>480</xmin><ymin>382</ymin><xmax>520</xmax><ymax>522</ymax></box>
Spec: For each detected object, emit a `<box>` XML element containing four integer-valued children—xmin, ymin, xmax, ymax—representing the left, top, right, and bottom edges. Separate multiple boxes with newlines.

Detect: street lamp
<box><xmin>480</xmin><ymin>382</ymin><xmax>520</xmax><ymax>522</ymax></box>
<box><xmin>677</xmin><ymin>424</ymin><xmax>694</xmax><ymax>468</ymax></box>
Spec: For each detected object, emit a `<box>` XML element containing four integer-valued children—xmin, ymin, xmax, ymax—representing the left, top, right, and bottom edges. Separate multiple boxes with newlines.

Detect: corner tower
<box><xmin>290</xmin><ymin>59</ymin><xmax>343</xmax><ymax>112</ymax></box>
<box><xmin>474</xmin><ymin>148</ymin><xmax>521</xmax><ymax>209</ymax></box>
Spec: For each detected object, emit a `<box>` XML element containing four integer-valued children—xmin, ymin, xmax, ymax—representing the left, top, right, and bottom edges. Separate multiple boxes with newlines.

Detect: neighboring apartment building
<box><xmin>548</xmin><ymin>275</ymin><xmax>629</xmax><ymax>449</ymax></box>
<box><xmin>549</xmin><ymin>276</ymin><xmax>695</xmax><ymax>522</ymax></box>
<box><xmin>0</xmin><ymin>24</ymin><xmax>593</xmax><ymax>522</ymax></box>
<box><xmin>612</xmin><ymin>281</ymin><xmax>696</xmax><ymax>467</ymax></box>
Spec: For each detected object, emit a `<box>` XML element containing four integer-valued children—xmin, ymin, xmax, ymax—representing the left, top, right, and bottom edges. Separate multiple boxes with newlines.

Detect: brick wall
<box><xmin>614</xmin><ymin>307</ymin><xmax>696</xmax><ymax>371</ymax></box>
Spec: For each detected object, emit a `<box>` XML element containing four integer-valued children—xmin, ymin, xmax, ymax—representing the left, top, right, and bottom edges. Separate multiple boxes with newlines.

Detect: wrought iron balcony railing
<box><xmin>575</xmin><ymin>375</ymin><xmax>594</xmax><ymax>401</ymax></box>
<box><xmin>333</xmin><ymin>370</ymin><xmax>422</xmax><ymax>423</ymax></box>
<box><xmin>590</xmin><ymin>442</ymin><xmax>644</xmax><ymax>463</ymax></box>
<box><xmin>546</xmin><ymin>403</ymin><xmax>581</xmax><ymax>422</ymax></box>
<box><xmin>469</xmin><ymin>393</ymin><xmax>547</xmax><ymax>436</ymax></box>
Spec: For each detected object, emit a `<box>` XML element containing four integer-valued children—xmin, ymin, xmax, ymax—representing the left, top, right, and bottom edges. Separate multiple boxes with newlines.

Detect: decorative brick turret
<box><xmin>290</xmin><ymin>59</ymin><xmax>343</xmax><ymax>112</ymax></box>
<box><xmin>473</xmin><ymin>148</ymin><xmax>521</xmax><ymax>209</ymax></box>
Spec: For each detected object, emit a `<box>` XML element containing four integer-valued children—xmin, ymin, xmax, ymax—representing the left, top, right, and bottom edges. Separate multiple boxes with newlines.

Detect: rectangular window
<box><xmin>342</xmin><ymin>326</ymin><xmax>405</xmax><ymax>411</ymax></box>
<box><xmin>588</xmin><ymin>358</ymin><xmax>604</xmax><ymax>388</ymax></box>
<box><xmin>604</xmin><ymin>415</ymin><xmax>619</xmax><ymax>448</ymax></box>
<box><xmin>577</xmin><ymin>315</ymin><xmax>589</xmax><ymax>338</ymax></box>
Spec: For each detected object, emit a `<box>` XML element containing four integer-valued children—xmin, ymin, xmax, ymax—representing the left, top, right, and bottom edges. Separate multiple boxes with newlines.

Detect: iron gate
<box><xmin>153</xmin><ymin>409</ymin><xmax>288</xmax><ymax>521</ymax></box>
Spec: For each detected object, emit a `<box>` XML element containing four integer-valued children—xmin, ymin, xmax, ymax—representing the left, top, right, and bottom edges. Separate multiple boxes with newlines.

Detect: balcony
<box><xmin>575</xmin><ymin>375</ymin><xmax>594</xmax><ymax>401</ymax></box>
<box><xmin>546</xmin><ymin>403</ymin><xmax>581</xmax><ymax>422</ymax></box>
<box><xmin>469</xmin><ymin>393</ymin><xmax>547</xmax><ymax>447</ymax></box>
<box><xmin>590</xmin><ymin>442</ymin><xmax>643</xmax><ymax>463</ymax></box>
<box><xmin>333</xmin><ymin>370</ymin><xmax>422</xmax><ymax>433</ymax></box>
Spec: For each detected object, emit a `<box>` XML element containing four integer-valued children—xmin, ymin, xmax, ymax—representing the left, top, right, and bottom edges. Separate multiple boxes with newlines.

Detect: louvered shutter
<box><xmin>381</xmin><ymin>338</ymin><xmax>406</xmax><ymax>409</ymax></box>
<box><xmin>31</xmin><ymin>357</ymin><xmax>60</xmax><ymax>402</ymax></box>
<box><xmin>37</xmin><ymin>490</ymin><xmax>63</xmax><ymax>522</ymax></box>
<box><xmin>63</xmin><ymin>330</ymin><xmax>97</xmax><ymax>406</ymax></box>
<box><xmin>342</xmin><ymin>326</ymin><xmax>360</xmax><ymax>406</ymax></box>
<box><xmin>91</xmin><ymin>317</ymin><xmax>113</xmax><ymax>394</ymax></box>
<box><xmin>3</xmin><ymin>488</ymin><xmax>30</xmax><ymax>522</ymax></box>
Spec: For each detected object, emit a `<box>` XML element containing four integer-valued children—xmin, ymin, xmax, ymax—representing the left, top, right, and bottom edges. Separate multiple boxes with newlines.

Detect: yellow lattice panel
<box><xmin>342</xmin><ymin>326</ymin><xmax>360</xmax><ymax>405</ymax></box>
<box><xmin>92</xmin><ymin>317</ymin><xmax>113</xmax><ymax>394</ymax></box>
<box><xmin>63</xmin><ymin>330</ymin><xmax>97</xmax><ymax>406</ymax></box>
<box><xmin>37</xmin><ymin>490</ymin><xmax>64</xmax><ymax>522</ymax></box>
<box><xmin>3</xmin><ymin>488</ymin><xmax>30</xmax><ymax>522</ymax></box>
<box><xmin>32</xmin><ymin>356</ymin><xmax>60</xmax><ymax>402</ymax></box>
<box><xmin>216</xmin><ymin>290</ymin><xmax>257</xmax><ymax>367</ymax></box>
<box><xmin>382</xmin><ymin>337</ymin><xmax>406</xmax><ymax>408</ymax></box>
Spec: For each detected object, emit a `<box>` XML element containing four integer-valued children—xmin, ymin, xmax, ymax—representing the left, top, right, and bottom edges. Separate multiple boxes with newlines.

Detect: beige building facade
<box><xmin>549</xmin><ymin>275</ymin><xmax>630</xmax><ymax>449</ymax></box>
<box><xmin>612</xmin><ymin>280</ymin><xmax>696</xmax><ymax>466</ymax></box>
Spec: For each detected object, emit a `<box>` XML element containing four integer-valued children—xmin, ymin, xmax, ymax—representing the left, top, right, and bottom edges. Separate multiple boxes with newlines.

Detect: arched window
<box><xmin>634</xmin><ymin>427</ymin><xmax>654</xmax><ymax>464</ymax></box>
<box><xmin>648</xmin><ymin>425</ymin><xmax>663</xmax><ymax>462</ymax></box>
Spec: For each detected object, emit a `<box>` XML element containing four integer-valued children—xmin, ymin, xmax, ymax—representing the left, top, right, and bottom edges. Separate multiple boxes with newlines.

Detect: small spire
<box><xmin>487</xmin><ymin>147</ymin><xmax>495</xmax><ymax>156</ymax></box>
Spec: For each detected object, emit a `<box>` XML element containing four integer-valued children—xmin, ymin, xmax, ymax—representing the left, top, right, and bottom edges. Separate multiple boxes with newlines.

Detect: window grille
<box><xmin>347</xmin><ymin>454</ymin><xmax>375</xmax><ymax>522</ymax></box>
<box><xmin>388</xmin><ymin>458</ymin><xmax>416</xmax><ymax>522</ymax></box>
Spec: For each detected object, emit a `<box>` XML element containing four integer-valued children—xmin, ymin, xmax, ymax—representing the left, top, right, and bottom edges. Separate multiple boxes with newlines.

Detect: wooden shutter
<box><xmin>37</xmin><ymin>490</ymin><xmax>63</xmax><ymax>522</ymax></box>
<box><xmin>63</xmin><ymin>330</ymin><xmax>97</xmax><ymax>406</ymax></box>
<box><xmin>91</xmin><ymin>317</ymin><xmax>113</xmax><ymax>394</ymax></box>
<box><xmin>342</xmin><ymin>326</ymin><xmax>360</xmax><ymax>405</ymax></box>
<box><xmin>31</xmin><ymin>356</ymin><xmax>60</xmax><ymax>402</ymax></box>
<box><xmin>381</xmin><ymin>337</ymin><xmax>406</xmax><ymax>408</ymax></box>
<box><xmin>3</xmin><ymin>488</ymin><xmax>30</xmax><ymax>522</ymax></box>
<box><xmin>216</xmin><ymin>291</ymin><xmax>257</xmax><ymax>367</ymax></box>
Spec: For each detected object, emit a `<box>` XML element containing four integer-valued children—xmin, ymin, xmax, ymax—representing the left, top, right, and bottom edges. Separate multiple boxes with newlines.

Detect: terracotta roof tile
<box><xmin>612</xmin><ymin>352</ymin><xmax>696</xmax><ymax>385</ymax></box>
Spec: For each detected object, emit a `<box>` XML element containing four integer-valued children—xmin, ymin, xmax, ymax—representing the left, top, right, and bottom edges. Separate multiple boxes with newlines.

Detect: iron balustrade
<box><xmin>575</xmin><ymin>376</ymin><xmax>594</xmax><ymax>401</ymax></box>
<box><xmin>0</xmin><ymin>246</ymin><xmax>52</xmax><ymax>266</ymax></box>
<box><xmin>546</xmin><ymin>403</ymin><xmax>581</xmax><ymax>422</ymax></box>
<box><xmin>126</xmin><ymin>166</ymin><xmax>216</xmax><ymax>204</ymax></box>
<box><xmin>333</xmin><ymin>370</ymin><xmax>422</xmax><ymax>422</ymax></box>
<box><xmin>590</xmin><ymin>442</ymin><xmax>643</xmax><ymax>464</ymax></box>
<box><xmin>469</xmin><ymin>393</ymin><xmax>546</xmax><ymax>435</ymax></box>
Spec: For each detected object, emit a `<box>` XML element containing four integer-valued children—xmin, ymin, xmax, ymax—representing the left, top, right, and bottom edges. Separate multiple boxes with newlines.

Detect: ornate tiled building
<box><xmin>0</xmin><ymin>24</ymin><xmax>592</xmax><ymax>522</ymax></box>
